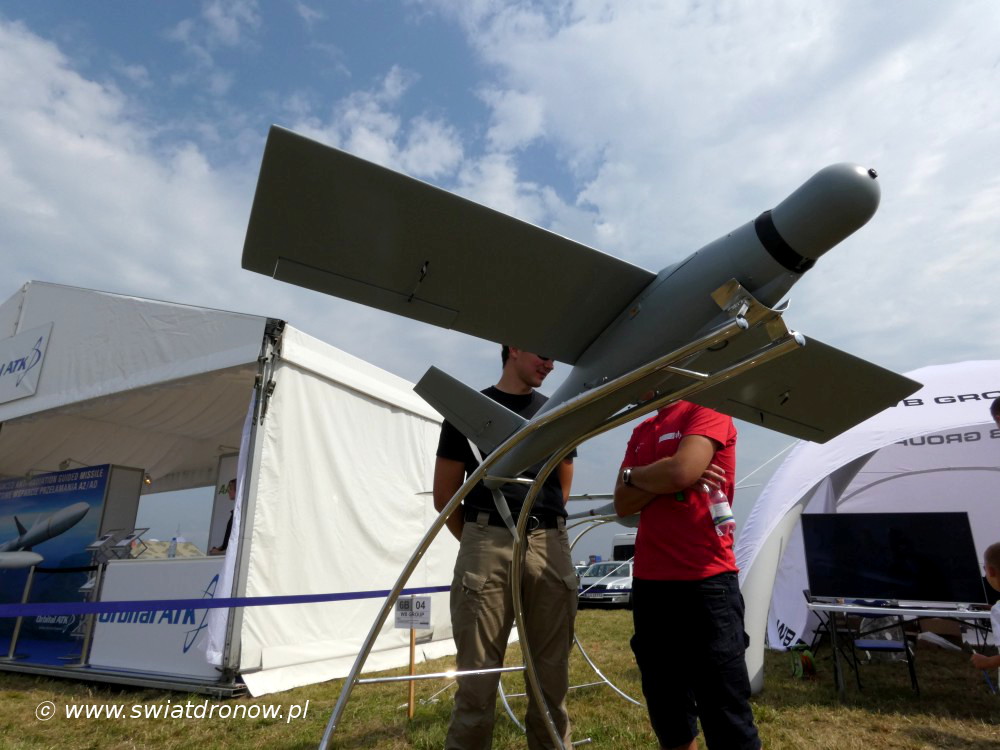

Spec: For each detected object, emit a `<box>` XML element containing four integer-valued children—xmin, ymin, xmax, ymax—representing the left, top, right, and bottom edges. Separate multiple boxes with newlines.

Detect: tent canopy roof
<box><xmin>737</xmin><ymin>359</ymin><xmax>1000</xmax><ymax>574</ymax></box>
<box><xmin>0</xmin><ymin>281</ymin><xmax>438</xmax><ymax>494</ymax></box>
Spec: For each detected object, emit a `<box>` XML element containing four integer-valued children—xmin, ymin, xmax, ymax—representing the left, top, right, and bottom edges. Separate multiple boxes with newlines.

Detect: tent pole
<box><xmin>222</xmin><ymin>322</ymin><xmax>283</xmax><ymax>675</ymax></box>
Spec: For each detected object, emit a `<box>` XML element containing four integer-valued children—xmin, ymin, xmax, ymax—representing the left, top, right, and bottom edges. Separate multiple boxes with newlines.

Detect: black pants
<box><xmin>630</xmin><ymin>574</ymin><xmax>761</xmax><ymax>750</ymax></box>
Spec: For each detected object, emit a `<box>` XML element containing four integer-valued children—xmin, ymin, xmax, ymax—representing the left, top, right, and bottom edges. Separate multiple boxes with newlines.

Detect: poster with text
<box><xmin>0</xmin><ymin>465</ymin><xmax>109</xmax><ymax>647</ymax></box>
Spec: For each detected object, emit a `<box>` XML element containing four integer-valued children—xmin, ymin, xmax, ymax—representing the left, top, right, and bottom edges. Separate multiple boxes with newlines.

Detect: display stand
<box><xmin>2</xmin><ymin>562</ymin><xmax>101</xmax><ymax>665</ymax></box>
<box><xmin>81</xmin><ymin>530</ymin><xmax>127</xmax><ymax>592</ymax></box>
<box><xmin>71</xmin><ymin>562</ymin><xmax>104</xmax><ymax>667</ymax></box>
<box><xmin>66</xmin><ymin>527</ymin><xmax>148</xmax><ymax>667</ymax></box>
<box><xmin>806</xmin><ymin>600</ymin><xmax>991</xmax><ymax>698</ymax></box>
<box><xmin>109</xmin><ymin>528</ymin><xmax>149</xmax><ymax>560</ymax></box>
<box><xmin>319</xmin><ymin>282</ymin><xmax>805</xmax><ymax>749</ymax></box>
<box><xmin>85</xmin><ymin>531</ymin><xmax>123</xmax><ymax>562</ymax></box>
<box><xmin>2</xmin><ymin>565</ymin><xmax>38</xmax><ymax>661</ymax></box>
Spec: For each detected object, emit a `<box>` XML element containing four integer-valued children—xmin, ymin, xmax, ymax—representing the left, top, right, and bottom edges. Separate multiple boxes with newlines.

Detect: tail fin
<box><xmin>14</xmin><ymin>517</ymin><xmax>27</xmax><ymax>537</ymax></box>
<box><xmin>415</xmin><ymin>366</ymin><xmax>524</xmax><ymax>454</ymax></box>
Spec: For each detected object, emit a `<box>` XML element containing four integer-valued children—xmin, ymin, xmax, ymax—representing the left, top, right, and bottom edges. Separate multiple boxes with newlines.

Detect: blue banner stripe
<box><xmin>0</xmin><ymin>585</ymin><xmax>451</xmax><ymax>619</ymax></box>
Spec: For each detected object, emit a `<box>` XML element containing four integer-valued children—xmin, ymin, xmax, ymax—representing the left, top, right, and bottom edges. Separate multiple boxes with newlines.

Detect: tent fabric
<box><xmin>238</xmin><ymin>333</ymin><xmax>457</xmax><ymax>695</ymax></box>
<box><xmin>736</xmin><ymin>360</ymin><xmax>1000</xmax><ymax>679</ymax></box>
<box><xmin>0</xmin><ymin>281</ymin><xmax>459</xmax><ymax>695</ymax></box>
<box><xmin>0</xmin><ymin>281</ymin><xmax>266</xmax><ymax>422</ymax></box>
<box><xmin>204</xmin><ymin>396</ymin><xmax>255</xmax><ymax>669</ymax></box>
<box><xmin>0</xmin><ymin>281</ymin><xmax>266</xmax><ymax>493</ymax></box>
<box><xmin>278</xmin><ymin>326</ymin><xmax>439</xmax><ymax>421</ymax></box>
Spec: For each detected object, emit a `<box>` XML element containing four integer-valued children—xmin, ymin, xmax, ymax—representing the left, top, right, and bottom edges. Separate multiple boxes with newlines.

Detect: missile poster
<box><xmin>0</xmin><ymin>465</ymin><xmax>108</xmax><ymax>647</ymax></box>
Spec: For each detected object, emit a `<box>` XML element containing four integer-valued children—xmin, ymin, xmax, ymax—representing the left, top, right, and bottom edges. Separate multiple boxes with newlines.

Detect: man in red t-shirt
<box><xmin>614</xmin><ymin>400</ymin><xmax>760</xmax><ymax>750</ymax></box>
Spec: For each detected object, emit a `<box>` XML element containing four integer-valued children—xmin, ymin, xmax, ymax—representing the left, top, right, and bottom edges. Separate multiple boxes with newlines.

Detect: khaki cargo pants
<box><xmin>445</xmin><ymin>514</ymin><xmax>579</xmax><ymax>750</ymax></box>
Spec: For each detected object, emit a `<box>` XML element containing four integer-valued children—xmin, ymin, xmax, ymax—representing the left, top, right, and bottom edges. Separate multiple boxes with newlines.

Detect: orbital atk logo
<box><xmin>0</xmin><ymin>323</ymin><xmax>52</xmax><ymax>405</ymax></box>
<box><xmin>95</xmin><ymin>573</ymin><xmax>220</xmax><ymax>654</ymax></box>
<box><xmin>0</xmin><ymin>335</ymin><xmax>45</xmax><ymax>387</ymax></box>
<box><xmin>184</xmin><ymin>574</ymin><xmax>219</xmax><ymax>653</ymax></box>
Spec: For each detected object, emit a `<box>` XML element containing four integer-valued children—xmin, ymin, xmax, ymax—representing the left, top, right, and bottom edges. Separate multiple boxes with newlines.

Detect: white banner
<box><xmin>0</xmin><ymin>323</ymin><xmax>52</xmax><ymax>405</ymax></box>
<box><xmin>89</xmin><ymin>557</ymin><xmax>224</xmax><ymax>679</ymax></box>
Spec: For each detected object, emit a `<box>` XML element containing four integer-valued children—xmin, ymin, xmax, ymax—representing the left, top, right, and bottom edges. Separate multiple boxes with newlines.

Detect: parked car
<box><xmin>578</xmin><ymin>560</ymin><xmax>633</xmax><ymax>607</ymax></box>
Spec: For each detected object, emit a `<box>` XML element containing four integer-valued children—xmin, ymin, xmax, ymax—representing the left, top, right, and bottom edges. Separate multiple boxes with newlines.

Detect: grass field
<box><xmin>0</xmin><ymin>609</ymin><xmax>997</xmax><ymax>749</ymax></box>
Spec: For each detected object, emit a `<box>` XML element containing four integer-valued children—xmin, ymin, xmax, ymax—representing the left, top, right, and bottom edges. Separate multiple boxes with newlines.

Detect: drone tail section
<box><xmin>414</xmin><ymin>366</ymin><xmax>524</xmax><ymax>455</ymax></box>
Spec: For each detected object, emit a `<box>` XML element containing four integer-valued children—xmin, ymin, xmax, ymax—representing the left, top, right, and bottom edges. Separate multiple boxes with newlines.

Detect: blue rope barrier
<box><xmin>0</xmin><ymin>585</ymin><xmax>451</xmax><ymax>619</ymax></box>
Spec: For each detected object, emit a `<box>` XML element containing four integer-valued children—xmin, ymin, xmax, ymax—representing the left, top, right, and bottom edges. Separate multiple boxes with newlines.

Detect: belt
<box><xmin>464</xmin><ymin>507</ymin><xmax>565</xmax><ymax>531</ymax></box>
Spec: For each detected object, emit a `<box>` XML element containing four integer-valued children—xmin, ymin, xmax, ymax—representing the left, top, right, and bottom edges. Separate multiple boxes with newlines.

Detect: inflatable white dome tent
<box><xmin>736</xmin><ymin>360</ymin><xmax>1000</xmax><ymax>692</ymax></box>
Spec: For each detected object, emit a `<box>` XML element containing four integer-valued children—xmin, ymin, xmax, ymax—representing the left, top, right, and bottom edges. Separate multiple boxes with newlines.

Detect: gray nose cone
<box><xmin>771</xmin><ymin>163</ymin><xmax>881</xmax><ymax>261</ymax></box>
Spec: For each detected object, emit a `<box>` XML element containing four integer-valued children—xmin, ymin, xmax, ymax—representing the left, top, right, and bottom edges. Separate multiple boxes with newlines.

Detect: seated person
<box><xmin>970</xmin><ymin>541</ymin><xmax>1000</xmax><ymax>674</ymax></box>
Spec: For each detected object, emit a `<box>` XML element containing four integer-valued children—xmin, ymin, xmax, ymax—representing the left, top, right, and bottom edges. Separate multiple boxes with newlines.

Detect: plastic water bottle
<box><xmin>167</xmin><ymin>536</ymin><xmax>177</xmax><ymax>558</ymax></box>
<box><xmin>701</xmin><ymin>483</ymin><xmax>736</xmax><ymax>537</ymax></box>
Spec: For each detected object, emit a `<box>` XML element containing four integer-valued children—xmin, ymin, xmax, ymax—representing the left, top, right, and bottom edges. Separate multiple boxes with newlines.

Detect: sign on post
<box><xmin>395</xmin><ymin>595</ymin><xmax>433</xmax><ymax>720</ymax></box>
<box><xmin>394</xmin><ymin>595</ymin><xmax>432</xmax><ymax>630</ymax></box>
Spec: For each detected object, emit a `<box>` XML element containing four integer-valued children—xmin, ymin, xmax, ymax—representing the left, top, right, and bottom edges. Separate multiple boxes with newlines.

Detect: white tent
<box><xmin>736</xmin><ymin>360</ymin><xmax>1000</xmax><ymax>692</ymax></box>
<box><xmin>0</xmin><ymin>281</ymin><xmax>457</xmax><ymax>695</ymax></box>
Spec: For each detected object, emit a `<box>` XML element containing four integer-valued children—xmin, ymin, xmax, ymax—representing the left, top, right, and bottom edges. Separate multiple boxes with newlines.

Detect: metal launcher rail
<box><xmin>319</xmin><ymin>283</ymin><xmax>803</xmax><ymax>749</ymax></box>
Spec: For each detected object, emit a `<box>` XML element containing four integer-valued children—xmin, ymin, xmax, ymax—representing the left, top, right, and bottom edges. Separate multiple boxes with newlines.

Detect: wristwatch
<box><xmin>622</xmin><ymin>467</ymin><xmax>633</xmax><ymax>486</ymax></box>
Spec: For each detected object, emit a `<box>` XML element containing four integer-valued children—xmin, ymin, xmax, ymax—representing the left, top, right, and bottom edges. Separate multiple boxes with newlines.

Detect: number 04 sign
<box><xmin>394</xmin><ymin>595</ymin><xmax>432</xmax><ymax>630</ymax></box>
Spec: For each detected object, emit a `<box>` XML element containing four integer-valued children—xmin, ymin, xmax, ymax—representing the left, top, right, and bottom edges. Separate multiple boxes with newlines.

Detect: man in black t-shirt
<box><xmin>434</xmin><ymin>345</ymin><xmax>577</xmax><ymax>750</ymax></box>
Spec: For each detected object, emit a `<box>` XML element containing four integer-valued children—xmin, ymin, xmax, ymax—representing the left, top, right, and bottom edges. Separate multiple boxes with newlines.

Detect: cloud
<box><xmin>202</xmin><ymin>0</ymin><xmax>261</xmax><ymax>46</ymax></box>
<box><xmin>425</xmin><ymin>0</ymin><xmax>1000</xmax><ymax>375</ymax></box>
<box><xmin>167</xmin><ymin>0</ymin><xmax>261</xmax><ymax>51</ymax></box>
<box><xmin>455</xmin><ymin>153</ymin><xmax>544</xmax><ymax>222</ymax></box>
<box><xmin>116</xmin><ymin>63</ymin><xmax>152</xmax><ymax>89</ymax></box>
<box><xmin>165</xmin><ymin>0</ymin><xmax>262</xmax><ymax>95</ymax></box>
<box><xmin>293</xmin><ymin>2</ymin><xmax>325</xmax><ymax>29</ymax></box>
<box><xmin>399</xmin><ymin>117</ymin><xmax>464</xmax><ymax>178</ymax></box>
<box><xmin>5</xmin><ymin>0</ymin><xmax>1000</xmax><ymax>510</ymax></box>
<box><xmin>480</xmin><ymin>87</ymin><xmax>545</xmax><ymax>151</ymax></box>
<box><xmin>0</xmin><ymin>20</ymin><xmax>249</xmax><ymax>308</ymax></box>
<box><xmin>0</xmin><ymin>18</ymin><xmax>490</xmax><ymax>391</ymax></box>
<box><xmin>287</xmin><ymin>65</ymin><xmax>465</xmax><ymax>182</ymax></box>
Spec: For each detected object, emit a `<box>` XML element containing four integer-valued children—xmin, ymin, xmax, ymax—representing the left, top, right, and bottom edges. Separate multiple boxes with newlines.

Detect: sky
<box><xmin>2</xmin><ymin>1</ymin><xmax>999</xmax><ymax>559</ymax></box>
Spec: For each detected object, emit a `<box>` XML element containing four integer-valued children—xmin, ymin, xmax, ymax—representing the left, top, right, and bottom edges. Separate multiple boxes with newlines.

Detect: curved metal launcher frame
<box><xmin>319</xmin><ymin>284</ymin><xmax>802</xmax><ymax>749</ymax></box>
<box><xmin>497</xmin><ymin>516</ymin><xmax>642</xmax><ymax>732</ymax></box>
<box><xmin>566</xmin><ymin>516</ymin><xmax>644</xmax><ymax>707</ymax></box>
